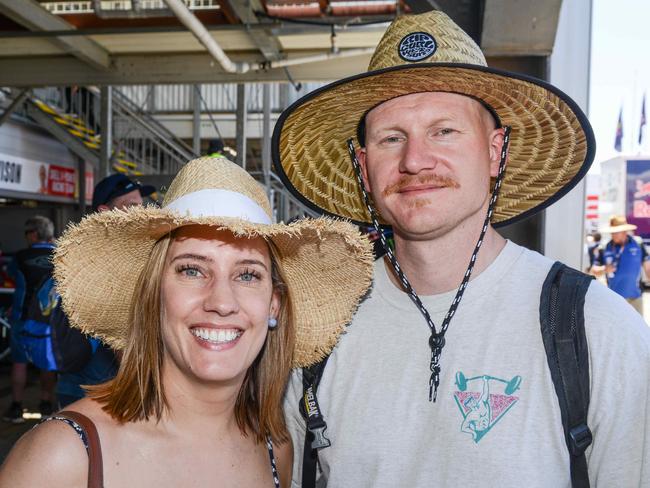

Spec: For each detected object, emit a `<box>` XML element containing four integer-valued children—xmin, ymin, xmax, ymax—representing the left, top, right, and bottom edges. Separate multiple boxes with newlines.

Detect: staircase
<box><xmin>1</xmin><ymin>85</ymin><xmax>318</xmax><ymax>222</ymax></box>
<box><xmin>7</xmin><ymin>86</ymin><xmax>196</xmax><ymax>177</ymax></box>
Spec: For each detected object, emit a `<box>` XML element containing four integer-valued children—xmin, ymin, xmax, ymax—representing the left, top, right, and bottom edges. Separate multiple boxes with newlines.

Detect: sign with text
<box><xmin>0</xmin><ymin>152</ymin><xmax>91</xmax><ymax>203</ymax></box>
<box><xmin>626</xmin><ymin>159</ymin><xmax>650</xmax><ymax>238</ymax></box>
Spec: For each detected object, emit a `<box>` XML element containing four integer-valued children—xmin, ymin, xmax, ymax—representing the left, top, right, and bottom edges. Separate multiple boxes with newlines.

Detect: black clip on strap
<box><xmin>568</xmin><ymin>423</ymin><xmax>593</xmax><ymax>457</ymax></box>
<box><xmin>301</xmin><ymin>383</ymin><xmax>331</xmax><ymax>450</ymax></box>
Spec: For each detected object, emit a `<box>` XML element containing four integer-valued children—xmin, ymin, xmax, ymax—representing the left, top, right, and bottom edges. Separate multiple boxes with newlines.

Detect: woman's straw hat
<box><xmin>600</xmin><ymin>215</ymin><xmax>637</xmax><ymax>233</ymax></box>
<box><xmin>53</xmin><ymin>157</ymin><xmax>374</xmax><ymax>367</ymax></box>
<box><xmin>272</xmin><ymin>10</ymin><xmax>595</xmax><ymax>227</ymax></box>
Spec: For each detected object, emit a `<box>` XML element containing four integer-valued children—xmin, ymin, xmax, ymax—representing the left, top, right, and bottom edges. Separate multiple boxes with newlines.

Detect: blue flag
<box><xmin>615</xmin><ymin>107</ymin><xmax>623</xmax><ymax>152</ymax></box>
<box><xmin>639</xmin><ymin>94</ymin><xmax>646</xmax><ymax>145</ymax></box>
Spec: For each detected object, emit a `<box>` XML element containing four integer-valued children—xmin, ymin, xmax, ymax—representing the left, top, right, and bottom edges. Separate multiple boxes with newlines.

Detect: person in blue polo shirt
<box><xmin>594</xmin><ymin>215</ymin><xmax>650</xmax><ymax>315</ymax></box>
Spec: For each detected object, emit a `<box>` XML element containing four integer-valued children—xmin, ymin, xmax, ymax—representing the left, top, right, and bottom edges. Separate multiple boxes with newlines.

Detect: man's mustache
<box><xmin>382</xmin><ymin>174</ymin><xmax>460</xmax><ymax>197</ymax></box>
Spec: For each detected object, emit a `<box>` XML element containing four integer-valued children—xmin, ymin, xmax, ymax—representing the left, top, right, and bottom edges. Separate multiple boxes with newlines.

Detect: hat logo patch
<box><xmin>398</xmin><ymin>32</ymin><xmax>437</xmax><ymax>61</ymax></box>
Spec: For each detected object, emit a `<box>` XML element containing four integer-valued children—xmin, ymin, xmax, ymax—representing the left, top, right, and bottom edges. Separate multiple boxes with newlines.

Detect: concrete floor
<box><xmin>0</xmin><ymin>363</ymin><xmax>43</xmax><ymax>464</ymax></box>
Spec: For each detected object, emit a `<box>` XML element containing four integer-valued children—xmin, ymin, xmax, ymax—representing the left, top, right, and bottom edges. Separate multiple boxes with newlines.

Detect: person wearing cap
<box><xmin>54</xmin><ymin>174</ymin><xmax>157</xmax><ymax>408</ymax></box>
<box><xmin>592</xmin><ymin>215</ymin><xmax>650</xmax><ymax>314</ymax></box>
<box><xmin>0</xmin><ymin>157</ymin><xmax>373</xmax><ymax>487</ymax></box>
<box><xmin>273</xmin><ymin>10</ymin><xmax>650</xmax><ymax>488</ymax></box>
<box><xmin>206</xmin><ymin>138</ymin><xmax>226</xmax><ymax>158</ymax></box>
<box><xmin>91</xmin><ymin>173</ymin><xmax>156</xmax><ymax>211</ymax></box>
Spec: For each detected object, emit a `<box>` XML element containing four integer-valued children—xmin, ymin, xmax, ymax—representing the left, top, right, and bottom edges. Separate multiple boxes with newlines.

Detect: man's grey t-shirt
<box><xmin>285</xmin><ymin>241</ymin><xmax>650</xmax><ymax>487</ymax></box>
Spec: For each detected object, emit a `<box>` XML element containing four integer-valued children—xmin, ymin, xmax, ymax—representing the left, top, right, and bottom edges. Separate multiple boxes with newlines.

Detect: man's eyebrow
<box><xmin>371</xmin><ymin>116</ymin><xmax>457</xmax><ymax>133</ymax></box>
<box><xmin>238</xmin><ymin>259</ymin><xmax>268</xmax><ymax>271</ymax></box>
<box><xmin>171</xmin><ymin>253</ymin><xmax>213</xmax><ymax>263</ymax></box>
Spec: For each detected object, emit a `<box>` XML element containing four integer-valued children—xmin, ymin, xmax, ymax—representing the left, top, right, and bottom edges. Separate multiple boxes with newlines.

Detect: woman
<box><xmin>0</xmin><ymin>157</ymin><xmax>373</xmax><ymax>487</ymax></box>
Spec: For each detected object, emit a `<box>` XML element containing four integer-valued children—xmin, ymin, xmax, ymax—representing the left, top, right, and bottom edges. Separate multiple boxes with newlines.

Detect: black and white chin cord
<box><xmin>346</xmin><ymin>126</ymin><xmax>511</xmax><ymax>402</ymax></box>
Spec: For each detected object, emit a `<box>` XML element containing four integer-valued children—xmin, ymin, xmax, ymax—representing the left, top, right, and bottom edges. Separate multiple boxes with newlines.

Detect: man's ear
<box><xmin>356</xmin><ymin>147</ymin><xmax>372</xmax><ymax>193</ymax></box>
<box><xmin>488</xmin><ymin>127</ymin><xmax>507</xmax><ymax>177</ymax></box>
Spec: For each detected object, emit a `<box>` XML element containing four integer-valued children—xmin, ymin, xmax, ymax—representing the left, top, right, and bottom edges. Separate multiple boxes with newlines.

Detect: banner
<box><xmin>627</xmin><ymin>159</ymin><xmax>650</xmax><ymax>238</ymax></box>
<box><xmin>0</xmin><ymin>152</ymin><xmax>91</xmax><ymax>203</ymax></box>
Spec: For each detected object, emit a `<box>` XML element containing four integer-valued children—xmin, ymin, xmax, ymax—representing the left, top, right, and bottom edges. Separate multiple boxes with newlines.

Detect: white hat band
<box><xmin>165</xmin><ymin>188</ymin><xmax>272</xmax><ymax>225</ymax></box>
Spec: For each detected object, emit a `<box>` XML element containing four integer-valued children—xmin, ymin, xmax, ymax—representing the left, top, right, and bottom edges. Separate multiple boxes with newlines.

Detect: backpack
<box><xmin>301</xmin><ymin>262</ymin><xmax>594</xmax><ymax>488</ymax></box>
<box><xmin>21</xmin><ymin>277</ymin><xmax>95</xmax><ymax>373</ymax></box>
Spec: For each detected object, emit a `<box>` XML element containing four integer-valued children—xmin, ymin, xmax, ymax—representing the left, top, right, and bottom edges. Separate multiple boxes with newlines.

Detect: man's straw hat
<box><xmin>272</xmin><ymin>10</ymin><xmax>595</xmax><ymax>227</ymax></box>
<box><xmin>600</xmin><ymin>215</ymin><xmax>637</xmax><ymax>233</ymax></box>
<box><xmin>53</xmin><ymin>157</ymin><xmax>374</xmax><ymax>367</ymax></box>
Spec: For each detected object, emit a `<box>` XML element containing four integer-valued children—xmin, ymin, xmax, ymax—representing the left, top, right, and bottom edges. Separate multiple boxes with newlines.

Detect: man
<box><xmin>2</xmin><ymin>216</ymin><xmax>57</xmax><ymax>423</ymax></box>
<box><xmin>593</xmin><ymin>215</ymin><xmax>650</xmax><ymax>315</ymax></box>
<box><xmin>206</xmin><ymin>138</ymin><xmax>225</xmax><ymax>158</ymax></box>
<box><xmin>91</xmin><ymin>173</ymin><xmax>155</xmax><ymax>211</ymax></box>
<box><xmin>586</xmin><ymin>231</ymin><xmax>602</xmax><ymax>273</ymax></box>
<box><xmin>55</xmin><ymin>173</ymin><xmax>155</xmax><ymax>407</ymax></box>
<box><xmin>273</xmin><ymin>11</ymin><xmax>650</xmax><ymax>487</ymax></box>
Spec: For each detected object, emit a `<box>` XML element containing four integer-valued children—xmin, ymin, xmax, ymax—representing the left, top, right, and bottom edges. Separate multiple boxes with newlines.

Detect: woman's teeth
<box><xmin>191</xmin><ymin>328</ymin><xmax>242</xmax><ymax>344</ymax></box>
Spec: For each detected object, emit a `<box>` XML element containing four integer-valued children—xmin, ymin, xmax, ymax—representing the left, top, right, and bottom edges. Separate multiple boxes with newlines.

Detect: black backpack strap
<box><xmin>300</xmin><ymin>355</ymin><xmax>331</xmax><ymax>488</ymax></box>
<box><xmin>540</xmin><ymin>261</ymin><xmax>594</xmax><ymax>488</ymax></box>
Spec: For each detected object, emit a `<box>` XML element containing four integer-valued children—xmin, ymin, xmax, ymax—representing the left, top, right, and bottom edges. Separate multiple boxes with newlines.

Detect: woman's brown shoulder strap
<box><xmin>55</xmin><ymin>410</ymin><xmax>104</xmax><ymax>488</ymax></box>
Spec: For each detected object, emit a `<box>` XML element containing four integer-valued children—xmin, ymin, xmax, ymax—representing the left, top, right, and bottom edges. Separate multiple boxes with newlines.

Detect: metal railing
<box><xmin>116</xmin><ymin>82</ymin><xmax>326</xmax><ymax>114</ymax></box>
<box><xmin>42</xmin><ymin>0</ymin><xmax>221</xmax><ymax>15</ymax></box>
<box><xmin>30</xmin><ymin>86</ymin><xmax>196</xmax><ymax>175</ymax></box>
<box><xmin>2</xmin><ymin>84</ymin><xmax>323</xmax><ymax>221</ymax></box>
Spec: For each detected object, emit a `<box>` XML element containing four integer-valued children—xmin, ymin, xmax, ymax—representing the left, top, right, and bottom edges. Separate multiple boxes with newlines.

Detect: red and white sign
<box><xmin>48</xmin><ymin>164</ymin><xmax>76</xmax><ymax>197</ymax></box>
<box><xmin>0</xmin><ymin>152</ymin><xmax>91</xmax><ymax>203</ymax></box>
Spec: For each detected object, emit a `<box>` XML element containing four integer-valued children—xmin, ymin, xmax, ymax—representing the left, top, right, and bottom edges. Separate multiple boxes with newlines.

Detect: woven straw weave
<box><xmin>54</xmin><ymin>157</ymin><xmax>374</xmax><ymax>368</ymax></box>
<box><xmin>273</xmin><ymin>11</ymin><xmax>593</xmax><ymax>226</ymax></box>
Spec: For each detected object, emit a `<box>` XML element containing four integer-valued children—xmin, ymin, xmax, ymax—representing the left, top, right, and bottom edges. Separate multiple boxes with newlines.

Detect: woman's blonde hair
<box><xmin>88</xmin><ymin>231</ymin><xmax>294</xmax><ymax>443</ymax></box>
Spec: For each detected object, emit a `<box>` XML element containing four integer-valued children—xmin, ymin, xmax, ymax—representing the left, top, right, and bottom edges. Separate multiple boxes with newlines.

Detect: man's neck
<box><xmin>388</xmin><ymin>223</ymin><xmax>506</xmax><ymax>296</ymax></box>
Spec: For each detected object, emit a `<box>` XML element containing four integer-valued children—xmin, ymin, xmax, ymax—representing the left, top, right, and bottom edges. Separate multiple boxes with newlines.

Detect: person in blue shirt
<box><xmin>2</xmin><ymin>216</ymin><xmax>57</xmax><ymax>423</ymax></box>
<box><xmin>594</xmin><ymin>215</ymin><xmax>650</xmax><ymax>315</ymax></box>
<box><xmin>55</xmin><ymin>174</ymin><xmax>155</xmax><ymax>407</ymax></box>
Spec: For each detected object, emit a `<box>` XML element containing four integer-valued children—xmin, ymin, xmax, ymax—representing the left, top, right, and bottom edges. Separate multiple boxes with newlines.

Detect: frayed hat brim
<box><xmin>54</xmin><ymin>206</ymin><xmax>374</xmax><ymax>367</ymax></box>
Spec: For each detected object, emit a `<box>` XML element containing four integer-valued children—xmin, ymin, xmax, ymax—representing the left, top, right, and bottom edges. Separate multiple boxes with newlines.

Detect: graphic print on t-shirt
<box><xmin>453</xmin><ymin>371</ymin><xmax>521</xmax><ymax>443</ymax></box>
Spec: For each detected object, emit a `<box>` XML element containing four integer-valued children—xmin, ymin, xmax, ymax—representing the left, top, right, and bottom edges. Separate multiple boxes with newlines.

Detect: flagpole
<box><xmin>632</xmin><ymin>69</ymin><xmax>637</xmax><ymax>154</ymax></box>
<box><xmin>639</xmin><ymin>92</ymin><xmax>646</xmax><ymax>154</ymax></box>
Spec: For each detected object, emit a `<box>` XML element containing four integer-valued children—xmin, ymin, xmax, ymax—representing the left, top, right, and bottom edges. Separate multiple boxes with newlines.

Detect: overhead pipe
<box><xmin>163</xmin><ymin>0</ymin><xmax>251</xmax><ymax>74</ymax></box>
<box><xmin>260</xmin><ymin>47</ymin><xmax>375</xmax><ymax>69</ymax></box>
<box><xmin>164</xmin><ymin>0</ymin><xmax>376</xmax><ymax>74</ymax></box>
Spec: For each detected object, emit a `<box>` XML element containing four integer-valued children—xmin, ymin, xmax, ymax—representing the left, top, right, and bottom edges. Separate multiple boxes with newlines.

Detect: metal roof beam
<box><xmin>0</xmin><ymin>0</ymin><xmax>111</xmax><ymax>70</ymax></box>
<box><xmin>403</xmin><ymin>0</ymin><xmax>441</xmax><ymax>14</ymax></box>
<box><xmin>226</xmin><ymin>0</ymin><xmax>284</xmax><ymax>60</ymax></box>
<box><xmin>0</xmin><ymin>51</ymin><xmax>376</xmax><ymax>85</ymax></box>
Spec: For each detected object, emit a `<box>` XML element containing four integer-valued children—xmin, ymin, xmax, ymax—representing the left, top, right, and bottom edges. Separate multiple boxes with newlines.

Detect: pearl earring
<box><xmin>268</xmin><ymin>317</ymin><xmax>278</xmax><ymax>329</ymax></box>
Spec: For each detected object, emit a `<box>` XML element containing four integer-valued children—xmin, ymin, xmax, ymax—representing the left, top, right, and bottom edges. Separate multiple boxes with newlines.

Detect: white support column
<box><xmin>544</xmin><ymin>0</ymin><xmax>592</xmax><ymax>270</ymax></box>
